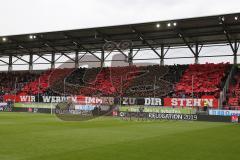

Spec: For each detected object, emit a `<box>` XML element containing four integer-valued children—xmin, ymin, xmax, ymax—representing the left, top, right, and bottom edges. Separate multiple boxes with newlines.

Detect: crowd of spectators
<box><xmin>225</xmin><ymin>67</ymin><xmax>240</xmax><ymax>110</ymax></box>
<box><xmin>0</xmin><ymin>63</ymin><xmax>232</xmax><ymax>101</ymax></box>
<box><xmin>63</xmin><ymin>65</ymin><xmax>187</xmax><ymax>97</ymax></box>
<box><xmin>0</xmin><ymin>71</ymin><xmax>40</xmax><ymax>95</ymax></box>
<box><xmin>174</xmin><ymin>63</ymin><xmax>231</xmax><ymax>98</ymax></box>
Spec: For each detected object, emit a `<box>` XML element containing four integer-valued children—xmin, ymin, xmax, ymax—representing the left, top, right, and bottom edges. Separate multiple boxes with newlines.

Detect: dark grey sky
<box><xmin>0</xmin><ymin>0</ymin><xmax>239</xmax><ymax>36</ymax></box>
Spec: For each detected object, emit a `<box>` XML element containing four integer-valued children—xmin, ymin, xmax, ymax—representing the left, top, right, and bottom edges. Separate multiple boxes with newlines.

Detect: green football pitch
<box><xmin>0</xmin><ymin>112</ymin><xmax>239</xmax><ymax>160</ymax></box>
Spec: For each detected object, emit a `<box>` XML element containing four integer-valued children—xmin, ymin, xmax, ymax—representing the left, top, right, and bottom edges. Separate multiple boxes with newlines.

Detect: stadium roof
<box><xmin>0</xmin><ymin>12</ymin><xmax>240</xmax><ymax>56</ymax></box>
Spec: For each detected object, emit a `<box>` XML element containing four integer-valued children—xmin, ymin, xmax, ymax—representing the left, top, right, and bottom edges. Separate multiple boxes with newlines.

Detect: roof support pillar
<box><xmin>8</xmin><ymin>55</ymin><xmax>13</xmax><ymax>72</ymax></box>
<box><xmin>234</xmin><ymin>55</ymin><xmax>237</xmax><ymax>65</ymax></box>
<box><xmin>51</xmin><ymin>53</ymin><xmax>55</xmax><ymax>69</ymax></box>
<box><xmin>195</xmin><ymin>43</ymin><xmax>199</xmax><ymax>64</ymax></box>
<box><xmin>128</xmin><ymin>48</ymin><xmax>133</xmax><ymax>66</ymax></box>
<box><xmin>233</xmin><ymin>40</ymin><xmax>238</xmax><ymax>65</ymax></box>
<box><xmin>29</xmin><ymin>53</ymin><xmax>33</xmax><ymax>71</ymax></box>
<box><xmin>160</xmin><ymin>44</ymin><xmax>165</xmax><ymax>66</ymax></box>
<box><xmin>75</xmin><ymin>51</ymin><xmax>79</xmax><ymax>68</ymax></box>
<box><xmin>101</xmin><ymin>49</ymin><xmax>105</xmax><ymax>67</ymax></box>
<box><xmin>221</xmin><ymin>20</ymin><xmax>239</xmax><ymax>64</ymax></box>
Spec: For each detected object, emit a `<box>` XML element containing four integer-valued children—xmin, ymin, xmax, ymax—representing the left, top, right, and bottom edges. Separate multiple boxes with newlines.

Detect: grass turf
<box><xmin>0</xmin><ymin>112</ymin><xmax>239</xmax><ymax>160</ymax></box>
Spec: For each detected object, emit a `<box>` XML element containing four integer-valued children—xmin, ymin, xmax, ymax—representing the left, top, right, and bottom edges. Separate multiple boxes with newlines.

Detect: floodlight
<box><xmin>2</xmin><ymin>37</ymin><xmax>7</xmax><ymax>42</ymax></box>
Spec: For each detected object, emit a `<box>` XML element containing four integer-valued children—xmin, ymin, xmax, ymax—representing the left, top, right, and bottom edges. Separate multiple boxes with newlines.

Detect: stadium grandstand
<box><xmin>1</xmin><ymin>9</ymin><xmax>240</xmax><ymax>160</ymax></box>
<box><xmin>0</xmin><ymin>13</ymin><xmax>240</xmax><ymax>108</ymax></box>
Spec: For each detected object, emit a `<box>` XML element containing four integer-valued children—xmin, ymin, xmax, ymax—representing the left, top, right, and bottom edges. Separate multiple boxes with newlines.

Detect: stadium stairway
<box><xmin>226</xmin><ymin>66</ymin><xmax>240</xmax><ymax>109</ymax></box>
